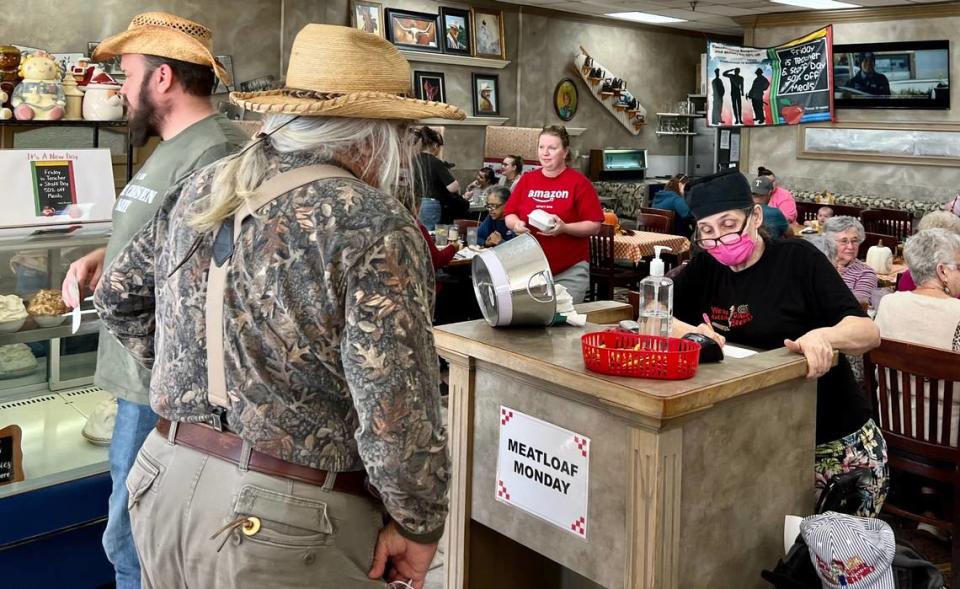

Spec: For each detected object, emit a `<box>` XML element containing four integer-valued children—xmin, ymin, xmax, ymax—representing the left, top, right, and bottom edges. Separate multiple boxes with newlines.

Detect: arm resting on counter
<box><xmin>786</xmin><ymin>315</ymin><xmax>879</xmax><ymax>378</ymax></box>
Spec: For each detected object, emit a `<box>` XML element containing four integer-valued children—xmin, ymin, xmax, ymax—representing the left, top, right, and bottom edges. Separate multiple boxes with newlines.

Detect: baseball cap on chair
<box><xmin>800</xmin><ymin>511</ymin><xmax>895</xmax><ymax>589</ymax></box>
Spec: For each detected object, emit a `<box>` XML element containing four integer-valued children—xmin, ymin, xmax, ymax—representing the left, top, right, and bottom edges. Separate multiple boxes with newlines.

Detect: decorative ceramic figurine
<box><xmin>0</xmin><ymin>90</ymin><xmax>11</xmax><ymax>120</ymax></box>
<box><xmin>0</xmin><ymin>45</ymin><xmax>20</xmax><ymax>109</ymax></box>
<box><xmin>61</xmin><ymin>75</ymin><xmax>83</xmax><ymax>120</ymax></box>
<box><xmin>11</xmin><ymin>52</ymin><xmax>65</xmax><ymax>121</ymax></box>
<box><xmin>82</xmin><ymin>70</ymin><xmax>122</xmax><ymax>121</ymax></box>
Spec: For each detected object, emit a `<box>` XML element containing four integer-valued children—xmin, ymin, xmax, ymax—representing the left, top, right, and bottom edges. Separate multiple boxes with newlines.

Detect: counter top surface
<box><xmin>434</xmin><ymin>319</ymin><xmax>811</xmax><ymax>420</ymax></box>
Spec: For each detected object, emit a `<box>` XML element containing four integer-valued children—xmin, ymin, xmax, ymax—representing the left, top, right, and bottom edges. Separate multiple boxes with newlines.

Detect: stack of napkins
<box><xmin>554</xmin><ymin>285</ymin><xmax>586</xmax><ymax>327</ymax></box>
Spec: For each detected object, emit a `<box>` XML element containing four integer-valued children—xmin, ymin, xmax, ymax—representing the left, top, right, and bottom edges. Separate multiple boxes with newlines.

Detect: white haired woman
<box><xmin>896</xmin><ymin>211</ymin><xmax>960</xmax><ymax>297</ymax></box>
<box><xmin>824</xmin><ymin>216</ymin><xmax>876</xmax><ymax>305</ymax></box>
<box><xmin>94</xmin><ymin>25</ymin><xmax>462</xmax><ymax>589</ymax></box>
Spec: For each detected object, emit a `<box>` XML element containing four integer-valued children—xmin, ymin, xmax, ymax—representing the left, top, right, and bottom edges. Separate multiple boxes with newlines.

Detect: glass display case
<box><xmin>588</xmin><ymin>148</ymin><xmax>648</xmax><ymax>181</ymax></box>
<box><xmin>0</xmin><ymin>224</ymin><xmax>113</xmax><ymax>498</ymax></box>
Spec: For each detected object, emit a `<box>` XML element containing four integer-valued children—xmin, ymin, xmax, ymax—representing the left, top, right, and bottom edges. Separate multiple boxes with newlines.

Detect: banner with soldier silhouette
<box><xmin>706</xmin><ymin>26</ymin><xmax>834</xmax><ymax>128</ymax></box>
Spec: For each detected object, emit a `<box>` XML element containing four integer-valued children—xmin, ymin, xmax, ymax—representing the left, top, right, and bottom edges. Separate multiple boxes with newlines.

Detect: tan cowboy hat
<box><xmin>230</xmin><ymin>24</ymin><xmax>465</xmax><ymax>121</ymax></box>
<box><xmin>93</xmin><ymin>11</ymin><xmax>231</xmax><ymax>85</ymax></box>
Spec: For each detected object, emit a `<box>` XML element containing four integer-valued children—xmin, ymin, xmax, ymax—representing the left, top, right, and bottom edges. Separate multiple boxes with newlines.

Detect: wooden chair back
<box><xmin>860</xmin><ymin>208</ymin><xmax>913</xmax><ymax>243</ymax></box>
<box><xmin>638</xmin><ymin>206</ymin><xmax>676</xmax><ymax>226</ymax></box>
<box><xmin>636</xmin><ymin>213</ymin><xmax>671</xmax><ymax>234</ymax></box>
<box><xmin>453</xmin><ymin>218</ymin><xmax>480</xmax><ymax>239</ymax></box>
<box><xmin>830</xmin><ymin>204</ymin><xmax>864</xmax><ymax>218</ymax></box>
<box><xmin>589</xmin><ymin>224</ymin><xmax>616</xmax><ymax>271</ymax></box>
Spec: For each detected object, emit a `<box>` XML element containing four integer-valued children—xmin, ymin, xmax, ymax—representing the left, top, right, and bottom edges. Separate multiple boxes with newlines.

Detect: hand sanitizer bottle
<box><xmin>638</xmin><ymin>246</ymin><xmax>673</xmax><ymax>347</ymax></box>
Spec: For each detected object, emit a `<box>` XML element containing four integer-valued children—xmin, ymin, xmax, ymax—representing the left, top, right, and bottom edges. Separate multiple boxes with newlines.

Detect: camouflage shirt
<box><xmin>94</xmin><ymin>145</ymin><xmax>449</xmax><ymax>542</ymax></box>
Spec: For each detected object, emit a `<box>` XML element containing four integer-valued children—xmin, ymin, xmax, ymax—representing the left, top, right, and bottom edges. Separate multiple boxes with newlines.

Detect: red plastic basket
<box><xmin>581</xmin><ymin>331</ymin><xmax>701</xmax><ymax>379</ymax></box>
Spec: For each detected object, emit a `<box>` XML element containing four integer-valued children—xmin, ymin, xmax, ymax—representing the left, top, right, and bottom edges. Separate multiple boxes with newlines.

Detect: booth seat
<box><xmin>592</xmin><ymin>181</ymin><xmax>647</xmax><ymax>220</ymax></box>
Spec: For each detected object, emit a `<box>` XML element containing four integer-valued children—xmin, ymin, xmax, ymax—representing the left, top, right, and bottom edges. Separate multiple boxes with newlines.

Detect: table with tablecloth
<box><xmin>877</xmin><ymin>262</ymin><xmax>907</xmax><ymax>287</ymax></box>
<box><xmin>613</xmin><ymin>230</ymin><xmax>690</xmax><ymax>264</ymax></box>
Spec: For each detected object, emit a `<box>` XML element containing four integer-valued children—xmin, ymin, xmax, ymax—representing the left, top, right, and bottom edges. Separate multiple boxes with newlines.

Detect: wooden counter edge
<box><xmin>433</xmin><ymin>329</ymin><xmax>811</xmax><ymax>422</ymax></box>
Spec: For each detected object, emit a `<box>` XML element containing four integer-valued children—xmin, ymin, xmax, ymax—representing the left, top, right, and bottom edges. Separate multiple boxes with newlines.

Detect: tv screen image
<box><xmin>833</xmin><ymin>40</ymin><xmax>949</xmax><ymax>109</ymax></box>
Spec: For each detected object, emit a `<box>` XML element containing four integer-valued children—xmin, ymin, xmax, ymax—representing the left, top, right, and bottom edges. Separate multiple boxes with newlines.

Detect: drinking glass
<box><xmin>448</xmin><ymin>226</ymin><xmax>460</xmax><ymax>243</ymax></box>
<box><xmin>435</xmin><ymin>225</ymin><xmax>448</xmax><ymax>246</ymax></box>
<box><xmin>467</xmin><ymin>227</ymin><xmax>479</xmax><ymax>247</ymax></box>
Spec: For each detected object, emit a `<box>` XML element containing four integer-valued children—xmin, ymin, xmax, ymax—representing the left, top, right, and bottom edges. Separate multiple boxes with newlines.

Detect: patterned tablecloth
<box><xmin>877</xmin><ymin>262</ymin><xmax>907</xmax><ymax>287</ymax></box>
<box><xmin>614</xmin><ymin>231</ymin><xmax>690</xmax><ymax>264</ymax></box>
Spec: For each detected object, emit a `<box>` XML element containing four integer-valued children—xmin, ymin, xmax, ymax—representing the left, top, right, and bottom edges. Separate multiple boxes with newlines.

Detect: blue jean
<box><xmin>419</xmin><ymin>198</ymin><xmax>442</xmax><ymax>231</ymax></box>
<box><xmin>102</xmin><ymin>399</ymin><xmax>158</xmax><ymax>589</ymax></box>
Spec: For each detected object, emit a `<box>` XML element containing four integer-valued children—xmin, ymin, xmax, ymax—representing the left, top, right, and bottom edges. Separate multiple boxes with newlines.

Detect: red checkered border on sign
<box><xmin>574</xmin><ymin>435</ymin><xmax>589</xmax><ymax>458</ymax></box>
<box><xmin>571</xmin><ymin>516</ymin><xmax>586</xmax><ymax>536</ymax></box>
<box><xmin>497</xmin><ymin>479</ymin><xmax>511</xmax><ymax>501</ymax></box>
<box><xmin>501</xmin><ymin>408</ymin><xmax>514</xmax><ymax>426</ymax></box>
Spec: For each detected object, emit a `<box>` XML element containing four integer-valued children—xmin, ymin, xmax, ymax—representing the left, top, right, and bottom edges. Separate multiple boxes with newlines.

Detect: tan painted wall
<box><xmin>745</xmin><ymin>15</ymin><xmax>960</xmax><ymax>203</ymax></box>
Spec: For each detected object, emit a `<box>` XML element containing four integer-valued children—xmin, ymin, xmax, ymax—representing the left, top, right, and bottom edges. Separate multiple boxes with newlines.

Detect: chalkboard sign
<box><xmin>0</xmin><ymin>424</ymin><xmax>24</xmax><ymax>486</ymax></box>
<box><xmin>31</xmin><ymin>160</ymin><xmax>78</xmax><ymax>217</ymax></box>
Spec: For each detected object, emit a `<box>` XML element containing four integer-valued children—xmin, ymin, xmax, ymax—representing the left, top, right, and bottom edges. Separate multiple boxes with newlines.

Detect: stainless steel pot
<box><xmin>471</xmin><ymin>234</ymin><xmax>557</xmax><ymax>327</ymax></box>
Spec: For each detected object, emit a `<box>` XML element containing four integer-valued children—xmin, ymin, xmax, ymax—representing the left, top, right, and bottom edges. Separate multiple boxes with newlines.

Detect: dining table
<box><xmin>613</xmin><ymin>230</ymin><xmax>690</xmax><ymax>265</ymax></box>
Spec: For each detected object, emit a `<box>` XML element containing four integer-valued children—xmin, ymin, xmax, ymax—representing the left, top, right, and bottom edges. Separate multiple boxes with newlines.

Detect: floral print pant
<box><xmin>814</xmin><ymin>419</ymin><xmax>889</xmax><ymax>518</ymax></box>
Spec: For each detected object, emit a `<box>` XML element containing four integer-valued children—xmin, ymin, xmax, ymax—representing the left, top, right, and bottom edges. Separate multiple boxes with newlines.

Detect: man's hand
<box><xmin>62</xmin><ymin>247</ymin><xmax>107</xmax><ymax>308</ymax></box>
<box><xmin>368</xmin><ymin>521</ymin><xmax>439</xmax><ymax>589</ymax></box>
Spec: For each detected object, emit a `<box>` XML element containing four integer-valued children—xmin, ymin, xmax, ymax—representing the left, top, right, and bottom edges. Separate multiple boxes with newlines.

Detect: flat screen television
<box><xmin>833</xmin><ymin>40</ymin><xmax>949</xmax><ymax>109</ymax></box>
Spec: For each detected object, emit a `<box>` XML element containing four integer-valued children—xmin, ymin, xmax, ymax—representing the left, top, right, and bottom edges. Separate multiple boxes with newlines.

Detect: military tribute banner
<box><xmin>707</xmin><ymin>26</ymin><xmax>834</xmax><ymax>128</ymax></box>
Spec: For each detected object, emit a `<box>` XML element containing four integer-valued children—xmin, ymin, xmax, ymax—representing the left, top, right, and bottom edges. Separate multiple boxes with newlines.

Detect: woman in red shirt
<box><xmin>504</xmin><ymin>126</ymin><xmax>603</xmax><ymax>303</ymax></box>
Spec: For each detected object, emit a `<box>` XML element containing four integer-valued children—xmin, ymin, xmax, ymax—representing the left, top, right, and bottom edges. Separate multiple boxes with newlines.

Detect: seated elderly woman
<box><xmin>824</xmin><ymin>216</ymin><xmax>877</xmax><ymax>305</ymax></box>
<box><xmin>897</xmin><ymin>211</ymin><xmax>960</xmax><ymax>298</ymax></box>
<box><xmin>477</xmin><ymin>185</ymin><xmax>514</xmax><ymax>247</ymax></box>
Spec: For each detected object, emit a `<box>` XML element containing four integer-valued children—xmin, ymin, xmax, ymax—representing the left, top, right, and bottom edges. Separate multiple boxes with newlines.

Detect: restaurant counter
<box><xmin>434</xmin><ymin>309</ymin><xmax>816</xmax><ymax>588</ymax></box>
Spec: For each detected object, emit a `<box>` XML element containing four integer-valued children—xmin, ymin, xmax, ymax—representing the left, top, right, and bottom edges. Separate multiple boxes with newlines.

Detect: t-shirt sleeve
<box><xmin>777</xmin><ymin>191</ymin><xmax>797</xmax><ymax>223</ymax></box>
<box><xmin>672</xmin><ymin>253</ymin><xmax>708</xmax><ymax>327</ymax></box>
<box><xmin>575</xmin><ymin>175</ymin><xmax>604</xmax><ymax>222</ymax></box>
<box><xmin>503</xmin><ymin>175</ymin><xmax>528</xmax><ymax>217</ymax></box>
<box><xmin>805</xmin><ymin>245</ymin><xmax>867</xmax><ymax>323</ymax></box>
<box><xmin>435</xmin><ymin>157</ymin><xmax>456</xmax><ymax>188</ymax></box>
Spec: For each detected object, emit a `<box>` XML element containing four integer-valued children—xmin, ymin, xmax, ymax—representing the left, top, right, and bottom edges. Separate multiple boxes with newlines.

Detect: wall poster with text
<box><xmin>707</xmin><ymin>26</ymin><xmax>834</xmax><ymax>128</ymax></box>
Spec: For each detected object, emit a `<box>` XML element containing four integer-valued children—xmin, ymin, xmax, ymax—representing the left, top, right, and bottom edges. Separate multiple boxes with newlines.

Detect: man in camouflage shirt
<box><xmin>95</xmin><ymin>25</ymin><xmax>464</xmax><ymax>588</ymax></box>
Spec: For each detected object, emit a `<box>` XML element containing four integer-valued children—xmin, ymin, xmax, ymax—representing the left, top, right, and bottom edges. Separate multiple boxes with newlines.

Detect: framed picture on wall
<box><xmin>471</xmin><ymin>8</ymin><xmax>505</xmax><ymax>59</ymax></box>
<box><xmin>351</xmin><ymin>0</ymin><xmax>384</xmax><ymax>37</ymax></box>
<box><xmin>553</xmin><ymin>79</ymin><xmax>578</xmax><ymax>121</ymax></box>
<box><xmin>385</xmin><ymin>9</ymin><xmax>441</xmax><ymax>53</ymax></box>
<box><xmin>439</xmin><ymin>7</ymin><xmax>471</xmax><ymax>56</ymax></box>
<box><xmin>413</xmin><ymin>71</ymin><xmax>446</xmax><ymax>103</ymax></box>
<box><xmin>472</xmin><ymin>73</ymin><xmax>500</xmax><ymax>117</ymax></box>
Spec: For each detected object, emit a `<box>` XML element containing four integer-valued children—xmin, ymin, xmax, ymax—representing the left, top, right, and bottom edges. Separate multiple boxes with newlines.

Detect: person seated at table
<box><xmin>817</xmin><ymin>206</ymin><xmax>834</xmax><ymax>225</ymax></box>
<box><xmin>897</xmin><ymin>211</ymin><xmax>960</xmax><ymax>298</ymax></box>
<box><xmin>669</xmin><ymin>168</ymin><xmax>885</xmax><ymax>517</ymax></box>
<box><xmin>505</xmin><ymin>125</ymin><xmax>603</xmax><ymax>304</ymax></box>
<box><xmin>750</xmin><ymin>176</ymin><xmax>790</xmax><ymax>238</ymax></box>
<box><xmin>757</xmin><ymin>166</ymin><xmax>797</xmax><ymax>223</ymax></box>
<box><xmin>415</xmin><ymin>207</ymin><xmax>460</xmax><ymax>273</ymax></box>
<box><xmin>477</xmin><ymin>185</ymin><xmax>515</xmax><ymax>247</ymax></box>
<box><xmin>464</xmin><ymin>167</ymin><xmax>498</xmax><ymax>204</ymax></box>
<box><xmin>499</xmin><ymin>154</ymin><xmax>524</xmax><ymax>191</ymax></box>
<box><xmin>651</xmin><ymin>173</ymin><xmax>694</xmax><ymax>236</ymax></box>
<box><xmin>824</xmin><ymin>216</ymin><xmax>876</xmax><ymax>306</ymax></box>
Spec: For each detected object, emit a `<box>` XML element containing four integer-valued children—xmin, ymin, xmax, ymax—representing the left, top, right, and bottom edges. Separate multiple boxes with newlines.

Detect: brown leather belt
<box><xmin>156</xmin><ymin>418</ymin><xmax>370</xmax><ymax>497</ymax></box>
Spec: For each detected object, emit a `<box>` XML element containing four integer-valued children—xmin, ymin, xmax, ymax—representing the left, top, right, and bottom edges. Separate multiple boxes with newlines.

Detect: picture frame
<box><xmin>471</xmin><ymin>8</ymin><xmax>506</xmax><ymax>60</ymax></box>
<box><xmin>385</xmin><ymin>9</ymin><xmax>441</xmax><ymax>53</ymax></box>
<box><xmin>351</xmin><ymin>0</ymin><xmax>384</xmax><ymax>38</ymax></box>
<box><xmin>472</xmin><ymin>73</ymin><xmax>500</xmax><ymax>117</ymax></box>
<box><xmin>439</xmin><ymin>7</ymin><xmax>471</xmax><ymax>56</ymax></box>
<box><xmin>413</xmin><ymin>71</ymin><xmax>446</xmax><ymax>103</ymax></box>
<box><xmin>553</xmin><ymin>78</ymin><xmax>578</xmax><ymax>122</ymax></box>
<box><xmin>86</xmin><ymin>41</ymin><xmax>123</xmax><ymax>77</ymax></box>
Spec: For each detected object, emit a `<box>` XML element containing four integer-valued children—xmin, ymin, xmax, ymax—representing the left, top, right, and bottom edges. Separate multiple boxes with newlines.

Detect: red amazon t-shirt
<box><xmin>503</xmin><ymin>167</ymin><xmax>604</xmax><ymax>275</ymax></box>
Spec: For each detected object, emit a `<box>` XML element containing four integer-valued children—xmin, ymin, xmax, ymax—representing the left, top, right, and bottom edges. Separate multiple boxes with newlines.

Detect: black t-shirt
<box><xmin>673</xmin><ymin>238</ymin><xmax>870</xmax><ymax>444</ymax></box>
<box><xmin>414</xmin><ymin>152</ymin><xmax>465</xmax><ymax>222</ymax></box>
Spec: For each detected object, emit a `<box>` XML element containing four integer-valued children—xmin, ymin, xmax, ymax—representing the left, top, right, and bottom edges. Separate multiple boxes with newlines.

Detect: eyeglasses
<box><xmin>695</xmin><ymin>211</ymin><xmax>751</xmax><ymax>249</ymax></box>
<box><xmin>485</xmin><ymin>202</ymin><xmax>504</xmax><ymax>210</ymax></box>
<box><xmin>836</xmin><ymin>238</ymin><xmax>861</xmax><ymax>247</ymax></box>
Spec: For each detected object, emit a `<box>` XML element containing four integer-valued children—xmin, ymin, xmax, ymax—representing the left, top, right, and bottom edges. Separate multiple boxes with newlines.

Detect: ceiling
<box><xmin>499</xmin><ymin>0</ymin><xmax>949</xmax><ymax>36</ymax></box>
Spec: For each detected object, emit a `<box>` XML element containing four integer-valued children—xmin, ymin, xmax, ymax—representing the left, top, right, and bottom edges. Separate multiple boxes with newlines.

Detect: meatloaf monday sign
<box><xmin>495</xmin><ymin>406</ymin><xmax>590</xmax><ymax>538</ymax></box>
<box><xmin>707</xmin><ymin>26</ymin><xmax>834</xmax><ymax>127</ymax></box>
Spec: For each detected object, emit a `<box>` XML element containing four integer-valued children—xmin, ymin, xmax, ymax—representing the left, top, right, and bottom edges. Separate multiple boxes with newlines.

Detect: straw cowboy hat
<box><xmin>93</xmin><ymin>11</ymin><xmax>231</xmax><ymax>85</ymax></box>
<box><xmin>231</xmin><ymin>24</ymin><xmax>465</xmax><ymax>121</ymax></box>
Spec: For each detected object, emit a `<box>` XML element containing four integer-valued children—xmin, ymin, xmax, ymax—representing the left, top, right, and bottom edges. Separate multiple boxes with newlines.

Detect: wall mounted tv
<box><xmin>833</xmin><ymin>40</ymin><xmax>949</xmax><ymax>109</ymax></box>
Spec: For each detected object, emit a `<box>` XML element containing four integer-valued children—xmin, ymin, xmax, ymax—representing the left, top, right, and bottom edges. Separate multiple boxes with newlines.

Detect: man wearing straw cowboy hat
<box><xmin>94</xmin><ymin>24</ymin><xmax>463</xmax><ymax>589</ymax></box>
<box><xmin>60</xmin><ymin>11</ymin><xmax>247</xmax><ymax>589</ymax></box>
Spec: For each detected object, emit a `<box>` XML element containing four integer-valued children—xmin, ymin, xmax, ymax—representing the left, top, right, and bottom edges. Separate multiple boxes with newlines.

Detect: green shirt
<box><xmin>95</xmin><ymin>114</ymin><xmax>247</xmax><ymax>404</ymax></box>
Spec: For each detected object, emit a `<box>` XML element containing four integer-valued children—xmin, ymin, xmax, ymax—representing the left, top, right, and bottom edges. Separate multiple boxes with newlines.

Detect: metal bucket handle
<box><xmin>526</xmin><ymin>270</ymin><xmax>555</xmax><ymax>304</ymax></box>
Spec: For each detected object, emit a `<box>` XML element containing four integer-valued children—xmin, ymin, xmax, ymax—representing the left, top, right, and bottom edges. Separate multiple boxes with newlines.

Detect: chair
<box><xmin>635</xmin><ymin>213</ymin><xmax>671</xmax><ymax>234</ymax></box>
<box><xmin>830</xmin><ymin>204</ymin><xmax>864</xmax><ymax>218</ymax></box>
<box><xmin>857</xmin><ymin>231</ymin><xmax>898</xmax><ymax>260</ymax></box>
<box><xmin>864</xmin><ymin>339</ymin><xmax>960</xmax><ymax>589</ymax></box>
<box><xmin>796</xmin><ymin>201</ymin><xmax>820</xmax><ymax>224</ymax></box>
<box><xmin>861</xmin><ymin>208</ymin><xmax>913</xmax><ymax>243</ymax></box>
<box><xmin>588</xmin><ymin>224</ymin><xmax>644</xmax><ymax>301</ymax></box>
<box><xmin>638</xmin><ymin>206</ymin><xmax>676</xmax><ymax>227</ymax></box>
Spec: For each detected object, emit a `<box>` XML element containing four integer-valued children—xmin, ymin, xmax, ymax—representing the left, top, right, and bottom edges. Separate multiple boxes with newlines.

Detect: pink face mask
<box><xmin>707</xmin><ymin>233</ymin><xmax>758</xmax><ymax>266</ymax></box>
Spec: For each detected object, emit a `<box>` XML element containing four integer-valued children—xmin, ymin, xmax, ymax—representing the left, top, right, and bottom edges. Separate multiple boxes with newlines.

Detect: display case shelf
<box><xmin>0</xmin><ymin>316</ymin><xmax>100</xmax><ymax>347</ymax></box>
<box><xmin>399</xmin><ymin>50</ymin><xmax>510</xmax><ymax>69</ymax></box>
<box><xmin>0</xmin><ymin>224</ymin><xmax>111</xmax><ymax>253</ymax></box>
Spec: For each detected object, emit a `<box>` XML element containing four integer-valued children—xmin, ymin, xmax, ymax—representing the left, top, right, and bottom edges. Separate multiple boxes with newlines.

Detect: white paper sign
<box><xmin>720</xmin><ymin>129</ymin><xmax>731</xmax><ymax>149</ymax></box>
<box><xmin>495</xmin><ymin>406</ymin><xmax>590</xmax><ymax>539</ymax></box>
<box><xmin>730</xmin><ymin>133</ymin><xmax>742</xmax><ymax>162</ymax></box>
<box><xmin>0</xmin><ymin>149</ymin><xmax>116</xmax><ymax>229</ymax></box>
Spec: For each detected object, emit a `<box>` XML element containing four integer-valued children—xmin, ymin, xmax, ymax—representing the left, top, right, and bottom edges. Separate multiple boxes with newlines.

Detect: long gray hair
<box><xmin>191</xmin><ymin>115</ymin><xmax>415</xmax><ymax>231</ymax></box>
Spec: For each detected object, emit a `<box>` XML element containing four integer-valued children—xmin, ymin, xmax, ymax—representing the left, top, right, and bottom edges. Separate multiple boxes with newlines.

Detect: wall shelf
<box><xmin>400</xmin><ymin>50</ymin><xmax>510</xmax><ymax>69</ymax></box>
<box><xmin>656</xmin><ymin>131</ymin><xmax>697</xmax><ymax>137</ymax></box>
<box><xmin>656</xmin><ymin>113</ymin><xmax>702</xmax><ymax>118</ymax></box>
<box><xmin>419</xmin><ymin>116</ymin><xmax>509</xmax><ymax>127</ymax></box>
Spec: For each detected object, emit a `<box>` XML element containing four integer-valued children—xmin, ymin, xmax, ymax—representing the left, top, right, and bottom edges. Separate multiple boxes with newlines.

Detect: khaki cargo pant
<box><xmin>127</xmin><ymin>429</ymin><xmax>387</xmax><ymax>588</ymax></box>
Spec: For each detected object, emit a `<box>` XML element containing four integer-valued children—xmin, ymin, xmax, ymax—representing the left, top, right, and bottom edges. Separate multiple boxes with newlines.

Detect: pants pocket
<box><xmin>232</xmin><ymin>484</ymin><xmax>336</xmax><ymax>549</ymax></box>
<box><xmin>125</xmin><ymin>448</ymin><xmax>163</xmax><ymax>510</ymax></box>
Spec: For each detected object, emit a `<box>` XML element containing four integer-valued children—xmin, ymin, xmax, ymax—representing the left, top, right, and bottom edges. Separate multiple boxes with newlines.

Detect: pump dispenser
<box><xmin>638</xmin><ymin>245</ymin><xmax>673</xmax><ymax>345</ymax></box>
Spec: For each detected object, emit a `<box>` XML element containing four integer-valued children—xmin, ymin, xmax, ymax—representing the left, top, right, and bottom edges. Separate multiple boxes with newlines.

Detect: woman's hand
<box><xmin>785</xmin><ymin>329</ymin><xmax>834</xmax><ymax>378</ymax></box>
<box><xmin>485</xmin><ymin>231</ymin><xmax>503</xmax><ymax>247</ymax></box>
<box><xmin>540</xmin><ymin>215</ymin><xmax>565</xmax><ymax>237</ymax></box>
<box><xmin>512</xmin><ymin>220</ymin><xmax>529</xmax><ymax>234</ymax></box>
<box><xmin>694</xmin><ymin>323</ymin><xmax>725</xmax><ymax>347</ymax></box>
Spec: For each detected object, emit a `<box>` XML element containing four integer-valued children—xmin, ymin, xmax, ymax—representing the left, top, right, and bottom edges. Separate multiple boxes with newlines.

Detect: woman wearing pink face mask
<box><xmin>668</xmin><ymin>169</ymin><xmax>886</xmax><ymax>517</ymax></box>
